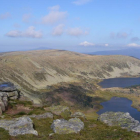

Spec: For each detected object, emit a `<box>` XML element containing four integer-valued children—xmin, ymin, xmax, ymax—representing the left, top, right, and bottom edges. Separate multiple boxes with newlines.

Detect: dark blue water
<box><xmin>97</xmin><ymin>97</ymin><xmax>140</xmax><ymax>122</ymax></box>
<box><xmin>99</xmin><ymin>77</ymin><xmax>140</xmax><ymax>88</ymax></box>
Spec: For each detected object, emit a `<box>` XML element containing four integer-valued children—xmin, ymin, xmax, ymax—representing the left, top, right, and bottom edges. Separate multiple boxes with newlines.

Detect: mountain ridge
<box><xmin>1</xmin><ymin>50</ymin><xmax>140</xmax><ymax>103</ymax></box>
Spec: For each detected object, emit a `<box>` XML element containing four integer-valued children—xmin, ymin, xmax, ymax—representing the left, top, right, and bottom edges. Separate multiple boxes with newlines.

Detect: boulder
<box><xmin>29</xmin><ymin>112</ymin><xmax>53</xmax><ymax>119</ymax></box>
<box><xmin>99</xmin><ymin>112</ymin><xmax>140</xmax><ymax>131</ymax></box>
<box><xmin>48</xmin><ymin>105</ymin><xmax>71</xmax><ymax>116</ymax></box>
<box><xmin>71</xmin><ymin>112</ymin><xmax>85</xmax><ymax>119</ymax></box>
<box><xmin>51</xmin><ymin>118</ymin><xmax>84</xmax><ymax>134</ymax></box>
<box><xmin>0</xmin><ymin>117</ymin><xmax>38</xmax><ymax>136</ymax></box>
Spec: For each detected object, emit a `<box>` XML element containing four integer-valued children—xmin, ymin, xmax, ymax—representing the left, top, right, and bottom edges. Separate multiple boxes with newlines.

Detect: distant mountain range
<box><xmin>30</xmin><ymin>47</ymin><xmax>52</xmax><ymax>51</ymax></box>
<box><xmin>88</xmin><ymin>48</ymin><xmax>140</xmax><ymax>59</ymax></box>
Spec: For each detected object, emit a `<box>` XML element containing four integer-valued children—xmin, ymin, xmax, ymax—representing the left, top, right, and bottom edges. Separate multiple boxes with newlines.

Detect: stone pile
<box><xmin>0</xmin><ymin>82</ymin><xmax>20</xmax><ymax>115</ymax></box>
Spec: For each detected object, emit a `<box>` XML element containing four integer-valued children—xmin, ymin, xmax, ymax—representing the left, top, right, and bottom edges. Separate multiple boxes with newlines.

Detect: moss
<box><xmin>0</xmin><ymin>128</ymin><xmax>10</xmax><ymax>140</ymax></box>
<box><xmin>60</xmin><ymin>109</ymin><xmax>71</xmax><ymax>119</ymax></box>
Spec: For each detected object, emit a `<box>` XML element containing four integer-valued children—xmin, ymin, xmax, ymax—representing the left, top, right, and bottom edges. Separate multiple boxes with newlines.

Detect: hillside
<box><xmin>1</xmin><ymin>50</ymin><xmax>140</xmax><ymax>103</ymax></box>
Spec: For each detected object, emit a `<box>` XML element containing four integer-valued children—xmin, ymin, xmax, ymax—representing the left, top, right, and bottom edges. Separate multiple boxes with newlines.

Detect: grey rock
<box><xmin>132</xmin><ymin>125</ymin><xmax>140</xmax><ymax>132</ymax></box>
<box><xmin>51</xmin><ymin>118</ymin><xmax>84</xmax><ymax>134</ymax></box>
<box><xmin>0</xmin><ymin>117</ymin><xmax>38</xmax><ymax>136</ymax></box>
<box><xmin>6</xmin><ymin>91</ymin><xmax>18</xmax><ymax>97</ymax></box>
<box><xmin>48</xmin><ymin>105</ymin><xmax>70</xmax><ymax>115</ymax></box>
<box><xmin>29</xmin><ymin>112</ymin><xmax>53</xmax><ymax>119</ymax></box>
<box><xmin>71</xmin><ymin>112</ymin><xmax>85</xmax><ymax>119</ymax></box>
<box><xmin>0</xmin><ymin>101</ymin><xmax>5</xmax><ymax>111</ymax></box>
<box><xmin>99</xmin><ymin>112</ymin><xmax>140</xmax><ymax>131</ymax></box>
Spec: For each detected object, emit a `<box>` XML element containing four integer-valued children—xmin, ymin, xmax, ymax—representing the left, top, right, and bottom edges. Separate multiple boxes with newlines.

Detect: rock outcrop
<box><xmin>71</xmin><ymin>112</ymin><xmax>86</xmax><ymax>119</ymax></box>
<box><xmin>29</xmin><ymin>112</ymin><xmax>53</xmax><ymax>119</ymax></box>
<box><xmin>99</xmin><ymin>112</ymin><xmax>140</xmax><ymax>132</ymax></box>
<box><xmin>0</xmin><ymin>117</ymin><xmax>38</xmax><ymax>136</ymax></box>
<box><xmin>51</xmin><ymin>118</ymin><xmax>84</xmax><ymax>134</ymax></box>
<box><xmin>0</xmin><ymin>82</ymin><xmax>20</xmax><ymax>116</ymax></box>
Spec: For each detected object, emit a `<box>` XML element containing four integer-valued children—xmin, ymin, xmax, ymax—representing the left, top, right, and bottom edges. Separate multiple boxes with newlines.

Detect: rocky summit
<box><xmin>0</xmin><ymin>117</ymin><xmax>38</xmax><ymax>136</ymax></box>
<box><xmin>51</xmin><ymin>118</ymin><xmax>84</xmax><ymax>134</ymax></box>
<box><xmin>99</xmin><ymin>112</ymin><xmax>140</xmax><ymax>132</ymax></box>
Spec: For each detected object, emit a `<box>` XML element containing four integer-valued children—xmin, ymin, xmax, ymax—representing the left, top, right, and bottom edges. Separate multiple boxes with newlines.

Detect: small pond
<box><xmin>99</xmin><ymin>77</ymin><xmax>140</xmax><ymax>88</ymax></box>
<box><xmin>97</xmin><ymin>97</ymin><xmax>140</xmax><ymax>122</ymax></box>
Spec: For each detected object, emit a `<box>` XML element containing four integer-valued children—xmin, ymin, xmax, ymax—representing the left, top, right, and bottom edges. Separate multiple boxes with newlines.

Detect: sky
<box><xmin>0</xmin><ymin>0</ymin><xmax>140</xmax><ymax>53</ymax></box>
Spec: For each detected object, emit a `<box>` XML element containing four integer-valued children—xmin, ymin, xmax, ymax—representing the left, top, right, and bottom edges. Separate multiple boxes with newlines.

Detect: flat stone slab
<box><xmin>0</xmin><ymin>117</ymin><xmax>38</xmax><ymax>136</ymax></box>
<box><xmin>51</xmin><ymin>118</ymin><xmax>84</xmax><ymax>134</ymax></box>
<box><xmin>99</xmin><ymin>112</ymin><xmax>140</xmax><ymax>132</ymax></box>
<box><xmin>0</xmin><ymin>82</ymin><xmax>17</xmax><ymax>92</ymax></box>
<box><xmin>29</xmin><ymin>112</ymin><xmax>53</xmax><ymax>119</ymax></box>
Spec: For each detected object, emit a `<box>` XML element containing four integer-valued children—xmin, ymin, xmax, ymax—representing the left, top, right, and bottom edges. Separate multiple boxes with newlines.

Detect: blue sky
<box><xmin>0</xmin><ymin>0</ymin><xmax>140</xmax><ymax>52</ymax></box>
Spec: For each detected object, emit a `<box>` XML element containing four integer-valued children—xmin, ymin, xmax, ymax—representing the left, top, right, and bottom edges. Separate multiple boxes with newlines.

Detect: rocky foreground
<box><xmin>0</xmin><ymin>105</ymin><xmax>85</xmax><ymax>136</ymax></box>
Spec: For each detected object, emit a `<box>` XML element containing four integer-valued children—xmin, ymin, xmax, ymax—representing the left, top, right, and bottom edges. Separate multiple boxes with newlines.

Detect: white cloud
<box><xmin>6</xmin><ymin>31</ymin><xmax>21</xmax><ymax>37</ymax></box>
<box><xmin>73</xmin><ymin>0</ymin><xmax>91</xmax><ymax>5</ymax></box>
<box><xmin>42</xmin><ymin>5</ymin><xmax>67</xmax><ymax>25</ymax></box>
<box><xmin>79</xmin><ymin>41</ymin><xmax>94</xmax><ymax>46</ymax></box>
<box><xmin>105</xmin><ymin>44</ymin><xmax>109</xmax><ymax>47</ymax></box>
<box><xmin>67</xmin><ymin>28</ymin><xmax>88</xmax><ymax>37</ymax></box>
<box><xmin>22</xmin><ymin>14</ymin><xmax>31</xmax><ymax>22</ymax></box>
<box><xmin>6</xmin><ymin>26</ymin><xmax>42</xmax><ymax>38</ymax></box>
<box><xmin>52</xmin><ymin>24</ymin><xmax>65</xmax><ymax>36</ymax></box>
<box><xmin>0</xmin><ymin>12</ymin><xmax>11</xmax><ymax>20</ymax></box>
<box><xmin>127</xmin><ymin>43</ymin><xmax>140</xmax><ymax>47</ymax></box>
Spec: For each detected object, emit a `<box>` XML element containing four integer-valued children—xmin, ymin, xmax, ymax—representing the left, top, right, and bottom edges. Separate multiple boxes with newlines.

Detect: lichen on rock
<box><xmin>71</xmin><ymin>112</ymin><xmax>85</xmax><ymax>119</ymax></box>
<box><xmin>29</xmin><ymin>112</ymin><xmax>53</xmax><ymax>119</ymax></box>
<box><xmin>99</xmin><ymin>112</ymin><xmax>140</xmax><ymax>132</ymax></box>
<box><xmin>51</xmin><ymin>118</ymin><xmax>84</xmax><ymax>134</ymax></box>
<box><xmin>48</xmin><ymin>105</ymin><xmax>70</xmax><ymax>115</ymax></box>
<box><xmin>0</xmin><ymin>117</ymin><xmax>38</xmax><ymax>136</ymax></box>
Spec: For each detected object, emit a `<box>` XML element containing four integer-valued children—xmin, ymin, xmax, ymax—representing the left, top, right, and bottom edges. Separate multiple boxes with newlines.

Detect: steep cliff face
<box><xmin>0</xmin><ymin>50</ymin><xmax>140</xmax><ymax>103</ymax></box>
